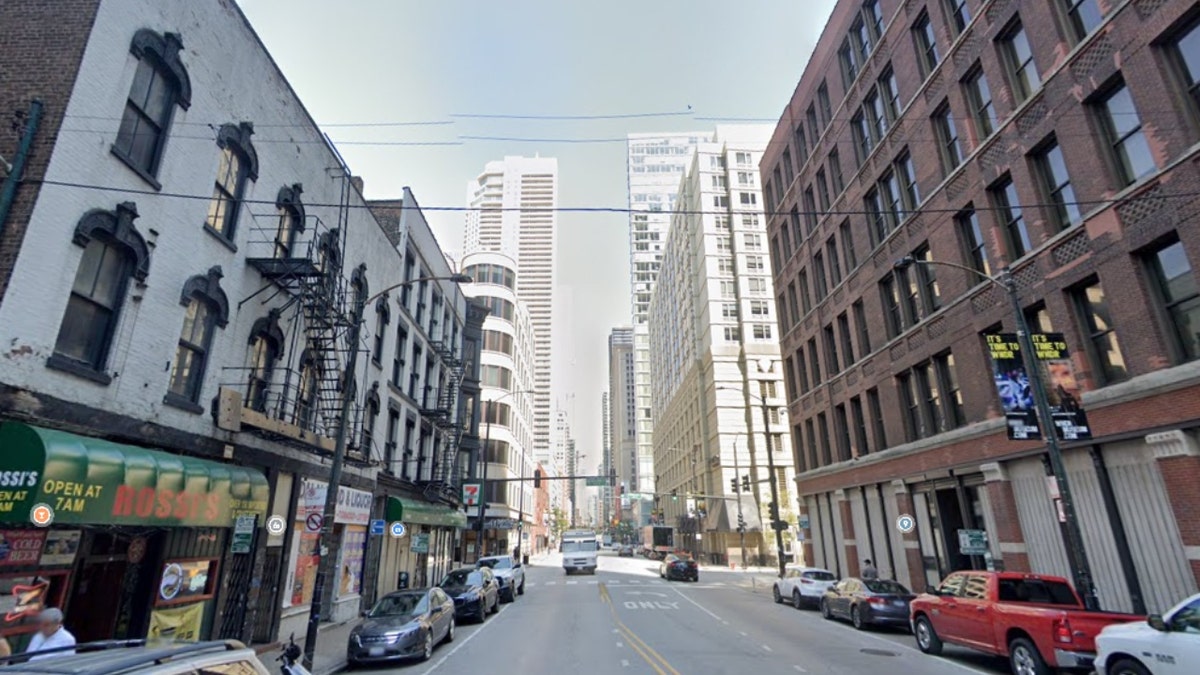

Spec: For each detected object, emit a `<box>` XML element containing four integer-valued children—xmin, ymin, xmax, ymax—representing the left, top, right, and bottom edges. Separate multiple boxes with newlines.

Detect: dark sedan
<box><xmin>618</xmin><ymin>545</ymin><xmax>634</xmax><ymax>557</ymax></box>
<box><xmin>659</xmin><ymin>554</ymin><xmax>699</xmax><ymax>582</ymax></box>
<box><xmin>820</xmin><ymin>577</ymin><xmax>915</xmax><ymax>630</ymax></box>
<box><xmin>347</xmin><ymin>588</ymin><xmax>455</xmax><ymax>665</ymax></box>
<box><xmin>439</xmin><ymin>567</ymin><xmax>499</xmax><ymax>623</ymax></box>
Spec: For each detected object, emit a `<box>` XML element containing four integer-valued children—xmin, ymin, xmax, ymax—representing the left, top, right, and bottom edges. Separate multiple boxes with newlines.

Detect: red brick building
<box><xmin>761</xmin><ymin>0</ymin><xmax>1200</xmax><ymax>615</ymax></box>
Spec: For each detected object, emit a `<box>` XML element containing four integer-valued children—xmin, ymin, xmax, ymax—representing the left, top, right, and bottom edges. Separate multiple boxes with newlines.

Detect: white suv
<box><xmin>1096</xmin><ymin>592</ymin><xmax>1200</xmax><ymax>675</ymax></box>
<box><xmin>773</xmin><ymin>566</ymin><xmax>837</xmax><ymax>609</ymax></box>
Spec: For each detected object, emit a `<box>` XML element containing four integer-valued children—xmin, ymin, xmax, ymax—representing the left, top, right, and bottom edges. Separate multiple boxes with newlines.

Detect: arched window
<box><xmin>361</xmin><ymin>383</ymin><xmax>381</xmax><ymax>454</ymax></box>
<box><xmin>166</xmin><ymin>266</ymin><xmax>229</xmax><ymax>409</ymax></box>
<box><xmin>113</xmin><ymin>29</ymin><xmax>191</xmax><ymax>182</ymax></box>
<box><xmin>49</xmin><ymin>202</ymin><xmax>150</xmax><ymax>383</ymax></box>
<box><xmin>316</xmin><ymin>228</ymin><xmax>341</xmax><ymax>277</ymax></box>
<box><xmin>205</xmin><ymin>122</ymin><xmax>258</xmax><ymax>242</ymax></box>
<box><xmin>273</xmin><ymin>184</ymin><xmax>305</xmax><ymax>259</ymax></box>
<box><xmin>294</xmin><ymin>349</ymin><xmax>320</xmax><ymax>429</ymax></box>
<box><xmin>350</xmin><ymin>263</ymin><xmax>369</xmax><ymax>310</ymax></box>
<box><xmin>373</xmin><ymin>295</ymin><xmax>390</xmax><ymax>363</ymax></box>
<box><xmin>246</xmin><ymin>310</ymin><xmax>284</xmax><ymax>412</ymax></box>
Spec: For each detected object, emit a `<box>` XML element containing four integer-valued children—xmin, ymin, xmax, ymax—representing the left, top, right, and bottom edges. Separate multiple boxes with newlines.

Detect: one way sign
<box><xmin>462</xmin><ymin>483</ymin><xmax>481</xmax><ymax>507</ymax></box>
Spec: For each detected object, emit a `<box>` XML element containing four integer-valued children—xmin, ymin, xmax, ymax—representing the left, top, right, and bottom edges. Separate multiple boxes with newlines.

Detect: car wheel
<box><xmin>850</xmin><ymin>605</ymin><xmax>865</xmax><ymax>630</ymax></box>
<box><xmin>445</xmin><ymin>617</ymin><xmax>455</xmax><ymax>643</ymax></box>
<box><xmin>792</xmin><ymin>589</ymin><xmax>803</xmax><ymax>609</ymax></box>
<box><xmin>420</xmin><ymin>632</ymin><xmax>434</xmax><ymax>661</ymax></box>
<box><xmin>1108</xmin><ymin>658</ymin><xmax>1151</xmax><ymax>675</ymax></box>
<box><xmin>519</xmin><ymin>580</ymin><xmax>525</xmax><ymax>595</ymax></box>
<box><xmin>1008</xmin><ymin>637</ymin><xmax>1050</xmax><ymax>675</ymax></box>
<box><xmin>772</xmin><ymin>585</ymin><xmax>782</xmax><ymax>603</ymax></box>
<box><xmin>820</xmin><ymin>598</ymin><xmax>833</xmax><ymax>620</ymax></box>
<box><xmin>913</xmin><ymin>615</ymin><xmax>943</xmax><ymax>656</ymax></box>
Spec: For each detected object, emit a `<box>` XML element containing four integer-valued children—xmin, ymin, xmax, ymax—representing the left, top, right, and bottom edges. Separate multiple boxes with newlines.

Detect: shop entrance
<box><xmin>915</xmin><ymin>477</ymin><xmax>987</xmax><ymax>588</ymax></box>
<box><xmin>68</xmin><ymin>531</ymin><xmax>156</xmax><ymax>643</ymax></box>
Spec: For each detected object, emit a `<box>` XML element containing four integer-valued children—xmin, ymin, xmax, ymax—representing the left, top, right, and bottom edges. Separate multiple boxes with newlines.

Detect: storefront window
<box><xmin>285</xmin><ymin>522</ymin><xmax>319</xmax><ymax>608</ymax></box>
<box><xmin>337</xmin><ymin>525</ymin><xmax>366</xmax><ymax>598</ymax></box>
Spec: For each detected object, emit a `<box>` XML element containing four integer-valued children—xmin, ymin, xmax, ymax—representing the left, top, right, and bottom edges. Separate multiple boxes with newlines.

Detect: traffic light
<box><xmin>768</xmin><ymin>501</ymin><xmax>780</xmax><ymax>522</ymax></box>
<box><xmin>534</xmin><ymin>469</ymin><xmax>541</xmax><ymax>488</ymax></box>
<box><xmin>741</xmin><ymin>475</ymin><xmax>751</xmax><ymax>491</ymax></box>
<box><xmin>737</xmin><ymin>513</ymin><xmax>746</xmax><ymax>533</ymax></box>
<box><xmin>730</xmin><ymin>478</ymin><xmax>739</xmax><ymax>493</ymax></box>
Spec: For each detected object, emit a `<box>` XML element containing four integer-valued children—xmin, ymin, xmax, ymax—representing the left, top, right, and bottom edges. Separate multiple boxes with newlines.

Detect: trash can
<box><xmin>522</xmin><ymin>554</ymin><xmax>529</xmax><ymax>565</ymax></box>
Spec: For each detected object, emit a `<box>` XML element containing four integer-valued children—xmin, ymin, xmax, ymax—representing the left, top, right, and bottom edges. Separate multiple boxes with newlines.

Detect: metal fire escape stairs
<box><xmin>420</xmin><ymin>337</ymin><xmax>465</xmax><ymax>502</ymax></box>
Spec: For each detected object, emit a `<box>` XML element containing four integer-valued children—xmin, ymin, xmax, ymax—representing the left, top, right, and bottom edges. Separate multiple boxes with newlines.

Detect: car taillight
<box><xmin>867</xmin><ymin>596</ymin><xmax>887</xmax><ymax>606</ymax></box>
<box><xmin>1053</xmin><ymin>617</ymin><xmax>1073</xmax><ymax>644</ymax></box>
<box><xmin>801</xmin><ymin>578</ymin><xmax>812</xmax><ymax>584</ymax></box>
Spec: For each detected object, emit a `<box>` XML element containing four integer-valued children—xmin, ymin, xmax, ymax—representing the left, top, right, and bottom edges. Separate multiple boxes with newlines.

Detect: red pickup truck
<box><xmin>909</xmin><ymin>571</ymin><xmax>1142</xmax><ymax>674</ymax></box>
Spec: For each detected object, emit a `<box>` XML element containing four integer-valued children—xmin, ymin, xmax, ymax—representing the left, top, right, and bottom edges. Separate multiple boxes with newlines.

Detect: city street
<box><xmin>360</xmin><ymin>552</ymin><xmax>1012</xmax><ymax>675</ymax></box>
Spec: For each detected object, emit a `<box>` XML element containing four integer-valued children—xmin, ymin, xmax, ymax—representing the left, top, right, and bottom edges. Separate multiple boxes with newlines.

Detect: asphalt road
<box><xmin>358</xmin><ymin>551</ymin><xmax>1014</xmax><ymax>675</ymax></box>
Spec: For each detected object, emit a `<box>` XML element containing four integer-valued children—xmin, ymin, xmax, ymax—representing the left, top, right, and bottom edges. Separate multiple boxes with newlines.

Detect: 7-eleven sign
<box><xmin>462</xmin><ymin>483</ymin><xmax>481</xmax><ymax>507</ymax></box>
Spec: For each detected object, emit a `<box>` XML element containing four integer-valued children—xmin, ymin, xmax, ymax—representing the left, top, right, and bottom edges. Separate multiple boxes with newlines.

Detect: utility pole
<box><xmin>731</xmin><ymin>434</ymin><xmax>747</xmax><ymax>569</ymax></box>
<box><xmin>756</xmin><ymin>362</ymin><xmax>788</xmax><ymax>580</ymax></box>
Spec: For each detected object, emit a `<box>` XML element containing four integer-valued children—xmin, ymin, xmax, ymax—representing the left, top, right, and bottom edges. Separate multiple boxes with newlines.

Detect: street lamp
<box><xmin>893</xmin><ymin>256</ymin><xmax>1099</xmax><ymax>610</ymax></box>
<box><xmin>303</xmin><ymin>272</ymin><xmax>471</xmax><ymax>669</ymax></box>
<box><xmin>476</xmin><ymin>388</ymin><xmax>535</xmax><ymax>562</ymax></box>
<box><xmin>719</xmin><ymin>363</ymin><xmax>789</xmax><ymax>581</ymax></box>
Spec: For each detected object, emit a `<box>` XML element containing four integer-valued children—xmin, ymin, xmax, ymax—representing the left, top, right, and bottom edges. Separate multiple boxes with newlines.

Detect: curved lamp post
<box><xmin>894</xmin><ymin>256</ymin><xmax>1098</xmax><ymax>610</ymax></box>
<box><xmin>304</xmin><ymin>272</ymin><xmax>471</xmax><ymax>668</ymax></box>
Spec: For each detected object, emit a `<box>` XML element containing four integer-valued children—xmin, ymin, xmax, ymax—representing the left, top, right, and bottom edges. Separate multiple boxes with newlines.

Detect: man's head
<box><xmin>864</xmin><ymin>559</ymin><xmax>873</xmax><ymax>566</ymax></box>
<box><xmin>37</xmin><ymin>608</ymin><xmax>63</xmax><ymax>636</ymax></box>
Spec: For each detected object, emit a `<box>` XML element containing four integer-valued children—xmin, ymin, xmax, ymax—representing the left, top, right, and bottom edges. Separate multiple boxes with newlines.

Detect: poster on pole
<box><xmin>985</xmin><ymin>332</ymin><xmax>1091</xmax><ymax>441</ymax></box>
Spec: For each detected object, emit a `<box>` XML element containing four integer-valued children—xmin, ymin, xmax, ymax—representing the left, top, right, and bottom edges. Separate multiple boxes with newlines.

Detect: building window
<box><xmin>361</xmin><ymin>388</ymin><xmax>380</xmax><ymax>454</ymax></box>
<box><xmin>905</xmin><ymin>243</ymin><xmax>941</xmax><ymax>320</ymax></box>
<box><xmin>850</xmin><ymin>396</ymin><xmax>870</xmax><ymax>455</ymax></box>
<box><xmin>753</xmin><ymin>324</ymin><xmax>774</xmax><ymax>340</ymax></box>
<box><xmin>49</xmin><ymin>203</ymin><xmax>149</xmax><ymax>382</ymax></box>
<box><xmin>1061</xmin><ymin>0</ymin><xmax>1105</xmax><ymax>43</ymax></box>
<box><xmin>826</xmin><ymin>238</ymin><xmax>843</xmax><ymax>286</ymax></box>
<box><xmin>740</xmin><ymin>192</ymin><xmax>758</xmax><ymax>206</ymax></box>
<box><xmin>881</xmin><ymin>275</ymin><xmax>903</xmax><ymax>338</ymax></box>
<box><xmin>865</xmin><ymin>188</ymin><xmax>888</xmax><ymax>246</ymax></box>
<box><xmin>991</xmin><ymin>175</ymin><xmax>1032</xmax><ymax>261</ymax></box>
<box><xmin>840</xmin><ymin>39</ymin><xmax>860</xmax><ymax>88</ymax></box>
<box><xmin>722</xmin><ymin>303</ymin><xmax>738</xmax><ymax>320</ymax></box>
<box><xmin>808</xmin><ymin>337</ymin><xmax>822</xmax><ymax>386</ymax></box>
<box><xmin>816</xmin><ymin>169</ymin><xmax>831</xmax><ymax>211</ymax></box>
<box><xmin>373</xmin><ymin>298</ymin><xmax>390</xmax><ymax>363</ymax></box>
<box><xmin>723</xmin><ymin>326</ymin><xmax>741</xmax><ymax>342</ymax></box>
<box><xmin>852</xmin><ymin>13</ymin><xmax>873</xmax><ymax>61</ymax></box>
<box><xmin>866</xmin><ymin>387</ymin><xmax>887</xmax><ymax>449</ymax></box>
<box><xmin>718</xmin><ymin>257</ymin><xmax>734</xmax><ymax>274</ymax></box>
<box><xmin>750</xmin><ymin>300</ymin><xmax>770</xmax><ymax>317</ymax></box>
<box><xmin>880</xmin><ymin>172</ymin><xmax>903</xmax><ymax>231</ymax></box>
<box><xmin>936</xmin><ymin>352</ymin><xmax>965</xmax><ymax>428</ymax></box>
<box><xmin>824</xmin><ymin>324</ymin><xmax>840</xmax><ymax>374</ymax></box>
<box><xmin>782</xmin><ymin>148</ymin><xmax>795</xmax><ymax>186</ymax></box>
<box><xmin>818</xmin><ymin>81</ymin><xmax>832</xmax><ymax>127</ymax></box>
<box><xmin>829</xmin><ymin>149</ymin><xmax>845</xmax><ymax>195</ymax></box>
<box><xmin>963</xmin><ymin>65</ymin><xmax>997</xmax><ymax>140</ymax></box>
<box><xmin>113</xmin><ymin>30</ymin><xmax>190</xmax><ymax>182</ymax></box>
<box><xmin>814</xmin><ymin>252</ymin><xmax>829</xmax><ymax>299</ymax></box>
<box><xmin>864</xmin><ymin>0</ymin><xmax>883</xmax><ymax>39</ymax></box>
<box><xmin>245</xmin><ymin>312</ymin><xmax>283</xmax><ymax>413</ymax></box>
<box><xmin>1168</xmin><ymin>18</ymin><xmax>1200</xmax><ymax>115</ymax></box>
<box><xmin>796</xmin><ymin>346</ymin><xmax>811</xmax><ymax>394</ymax></box>
<box><xmin>913</xmin><ymin>10</ymin><xmax>940</xmax><ymax>78</ymax></box>
<box><xmin>746</xmin><ymin>256</ymin><xmax>765</xmax><ymax>272</ymax></box>
<box><xmin>294</xmin><ymin>351</ymin><xmax>320</xmax><ymax>429</ymax></box>
<box><xmin>932</xmin><ymin>103</ymin><xmax>962</xmax><ymax>175</ymax></box>
<box><xmin>817</xmin><ymin>413</ymin><xmax>832</xmax><ymax>466</ymax></box>
<box><xmin>1025</xmin><ymin>302</ymin><xmax>1055</xmax><ymax>333</ymax></box>
<box><xmin>799</xmin><ymin>270</ymin><xmax>813</xmax><ymax>314</ymax></box>
<box><xmin>794</xmin><ymin>123</ymin><xmax>809</xmax><ymax>166</ymax></box>
<box><xmin>392</xmin><ymin>325</ymin><xmax>408</xmax><ymax>387</ymax></box>
<box><xmin>838</xmin><ymin>311</ymin><xmax>856</xmax><ymax>364</ymax></box>
<box><xmin>1033</xmin><ymin>138</ymin><xmax>1081</xmax><ymax>230</ymax></box>
<box><xmin>853</xmin><ymin>299</ymin><xmax>871</xmax><ymax>354</ymax></box>
<box><xmin>273</xmin><ymin>184</ymin><xmax>305</xmax><ymax>259</ymax></box>
<box><xmin>204</xmin><ymin>123</ymin><xmax>257</xmax><ymax>241</ymax></box>
<box><xmin>957</xmin><ymin>206</ymin><xmax>990</xmax><ymax>277</ymax></box>
<box><xmin>803</xmin><ymin>187</ymin><xmax>818</xmax><ymax>234</ymax></box>
<box><xmin>879</xmin><ymin>67</ymin><xmax>901</xmax><ymax>123</ymax></box>
<box><xmin>1146</xmin><ymin>240</ymin><xmax>1200</xmax><ymax>362</ymax></box>
<box><xmin>839</xmin><ymin>220</ymin><xmax>857</xmax><ymax>270</ymax></box>
<box><xmin>865</xmin><ymin>88</ymin><xmax>888</xmax><ymax>142</ymax></box>
<box><xmin>787</xmin><ymin>283</ymin><xmax>801</xmax><ymax>325</ymax></box>
<box><xmin>167</xmin><ymin>267</ymin><xmax>229</xmax><ymax>407</ymax></box>
<box><xmin>944</xmin><ymin>0</ymin><xmax>971</xmax><ymax>36</ymax></box>
<box><xmin>896</xmin><ymin>152</ymin><xmax>920</xmax><ymax>217</ymax></box>
<box><xmin>834</xmin><ymin>404</ymin><xmax>851</xmax><ymax>462</ymax></box>
<box><xmin>1072</xmin><ymin>279</ymin><xmax>1129</xmax><ymax>384</ymax></box>
<box><xmin>852</xmin><ymin>112</ymin><xmax>874</xmax><ymax>164</ymax></box>
<box><xmin>1000</xmin><ymin>20</ymin><xmax>1040</xmax><ymax>104</ymax></box>
<box><xmin>807</xmin><ymin>104</ymin><xmax>820</xmax><ymax>142</ymax></box>
<box><xmin>744</xmin><ymin>233</ymin><xmax>763</xmax><ymax>251</ymax></box>
<box><xmin>1096</xmin><ymin>81</ymin><xmax>1156</xmax><ymax>186</ymax></box>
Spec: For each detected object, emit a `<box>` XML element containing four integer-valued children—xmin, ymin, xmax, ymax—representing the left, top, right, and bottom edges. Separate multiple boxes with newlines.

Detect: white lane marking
<box><xmin>588</xmin><ymin>580</ymin><xmax>598</xmax><ymax>585</ymax></box>
<box><xmin>612</xmin><ymin>629</ymin><xmax>620</xmax><ymax>634</ymax></box>
<box><xmin>566</xmin><ymin>581</ymin><xmax>578</xmax><ymax>585</ymax></box>
<box><xmin>738</xmin><ymin>631</ymin><xmax>748</xmax><ymax>637</ymax></box>
<box><xmin>630</xmin><ymin>580</ymin><xmax>641</xmax><ymax>584</ymax></box>
<box><xmin>621</xmin><ymin>659</ymin><xmax>630</xmax><ymax>668</ymax></box>
<box><xmin>616</xmin><ymin>641</ymin><xmax>624</xmax><ymax>649</ymax></box>
<box><xmin>545</xmin><ymin>581</ymin><xmax>557</xmax><ymax>586</ymax></box>
<box><xmin>416</xmin><ymin>602</ymin><xmax>506</xmax><ymax>674</ymax></box>
<box><xmin>762</xmin><ymin>645</ymin><xmax>772</xmax><ymax>652</ymax></box>
<box><xmin>722</xmin><ymin>620</ymin><xmax>730</xmax><ymax>625</ymax></box>
<box><xmin>793</xmin><ymin>666</ymin><xmax>807</xmax><ymax>673</ymax></box>
<box><xmin>670</xmin><ymin>585</ymin><xmax>724</xmax><ymax>622</ymax></box>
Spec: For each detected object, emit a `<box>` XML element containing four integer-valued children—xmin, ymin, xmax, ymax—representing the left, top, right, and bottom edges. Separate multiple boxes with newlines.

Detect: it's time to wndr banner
<box><xmin>984</xmin><ymin>332</ymin><xmax>1091</xmax><ymax>442</ymax></box>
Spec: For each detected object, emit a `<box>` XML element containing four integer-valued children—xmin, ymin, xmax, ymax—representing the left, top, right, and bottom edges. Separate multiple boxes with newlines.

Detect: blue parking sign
<box><xmin>370</xmin><ymin>519</ymin><xmax>385</xmax><ymax>536</ymax></box>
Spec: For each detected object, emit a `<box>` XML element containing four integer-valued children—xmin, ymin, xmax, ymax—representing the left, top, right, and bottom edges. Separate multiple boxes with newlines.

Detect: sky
<box><xmin>238</xmin><ymin>0</ymin><xmax>836</xmax><ymax>463</ymax></box>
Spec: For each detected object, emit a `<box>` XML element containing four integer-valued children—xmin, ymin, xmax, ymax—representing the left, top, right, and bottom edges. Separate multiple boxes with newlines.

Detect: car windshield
<box><xmin>370</xmin><ymin>592</ymin><xmax>427</xmax><ymax>617</ymax></box>
<box><xmin>864</xmin><ymin>579</ymin><xmax>910</xmax><ymax>595</ymax></box>
<box><xmin>442</xmin><ymin>570</ymin><xmax>485</xmax><ymax>587</ymax></box>
<box><xmin>803</xmin><ymin>570</ymin><xmax>836</xmax><ymax>581</ymax></box>
<box><xmin>480</xmin><ymin>558</ymin><xmax>512</xmax><ymax>570</ymax></box>
<box><xmin>562</xmin><ymin>541</ymin><xmax>598</xmax><ymax>552</ymax></box>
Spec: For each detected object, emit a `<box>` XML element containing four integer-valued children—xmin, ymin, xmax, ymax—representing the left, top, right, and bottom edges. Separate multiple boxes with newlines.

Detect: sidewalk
<box><xmin>254</xmin><ymin>618</ymin><xmax>359</xmax><ymax>675</ymax></box>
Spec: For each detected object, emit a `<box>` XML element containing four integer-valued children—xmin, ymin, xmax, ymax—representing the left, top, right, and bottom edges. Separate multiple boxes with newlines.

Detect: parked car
<box><xmin>477</xmin><ymin>554</ymin><xmax>525</xmax><ymax>600</ymax></box>
<box><xmin>1095</xmin><ymin>592</ymin><xmax>1200</xmax><ymax>675</ymax></box>
<box><xmin>439</xmin><ymin>566</ymin><xmax>499</xmax><ymax>623</ymax></box>
<box><xmin>618</xmin><ymin>545</ymin><xmax>634</xmax><ymax>557</ymax></box>
<box><xmin>910</xmin><ymin>571</ymin><xmax>1143</xmax><ymax>675</ymax></box>
<box><xmin>820</xmin><ymin>577</ymin><xmax>915</xmax><ymax>630</ymax></box>
<box><xmin>659</xmin><ymin>554</ymin><xmax>699</xmax><ymax>582</ymax></box>
<box><xmin>773</xmin><ymin>566</ymin><xmax>837</xmax><ymax>609</ymax></box>
<box><xmin>347</xmin><ymin>587</ymin><xmax>455</xmax><ymax>665</ymax></box>
<box><xmin>0</xmin><ymin>640</ymin><xmax>278</xmax><ymax>675</ymax></box>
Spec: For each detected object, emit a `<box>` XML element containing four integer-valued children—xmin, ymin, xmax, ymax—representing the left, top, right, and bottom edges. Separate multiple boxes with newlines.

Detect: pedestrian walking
<box><xmin>24</xmin><ymin>608</ymin><xmax>75</xmax><ymax>661</ymax></box>
<box><xmin>861</xmin><ymin>559</ymin><xmax>879</xmax><ymax>580</ymax></box>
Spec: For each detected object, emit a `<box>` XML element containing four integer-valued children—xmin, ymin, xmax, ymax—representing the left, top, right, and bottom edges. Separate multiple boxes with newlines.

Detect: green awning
<box><xmin>386</xmin><ymin>496</ymin><xmax>467</xmax><ymax>528</ymax></box>
<box><xmin>0</xmin><ymin>422</ymin><xmax>269</xmax><ymax>527</ymax></box>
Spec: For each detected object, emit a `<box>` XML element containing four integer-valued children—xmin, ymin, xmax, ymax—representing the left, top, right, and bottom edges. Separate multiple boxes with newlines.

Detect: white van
<box><xmin>561</xmin><ymin>530</ymin><xmax>599</xmax><ymax>575</ymax></box>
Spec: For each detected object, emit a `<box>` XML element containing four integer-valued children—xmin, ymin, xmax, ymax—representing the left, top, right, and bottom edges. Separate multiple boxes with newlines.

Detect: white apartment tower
<box><xmin>466</xmin><ymin>156</ymin><xmax>558</xmax><ymax>471</ymax></box>
<box><xmin>626</xmin><ymin>133</ymin><xmax>704</xmax><ymax>495</ymax></box>
<box><xmin>647</xmin><ymin>125</ymin><xmax>797</xmax><ymax>566</ymax></box>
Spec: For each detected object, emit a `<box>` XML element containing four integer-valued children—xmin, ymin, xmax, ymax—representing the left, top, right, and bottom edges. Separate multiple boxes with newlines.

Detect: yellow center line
<box><xmin>599</xmin><ymin>582</ymin><xmax>682</xmax><ymax>675</ymax></box>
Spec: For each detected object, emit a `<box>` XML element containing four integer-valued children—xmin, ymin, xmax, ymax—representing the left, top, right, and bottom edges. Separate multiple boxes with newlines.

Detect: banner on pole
<box><xmin>984</xmin><ymin>332</ymin><xmax>1090</xmax><ymax>441</ymax></box>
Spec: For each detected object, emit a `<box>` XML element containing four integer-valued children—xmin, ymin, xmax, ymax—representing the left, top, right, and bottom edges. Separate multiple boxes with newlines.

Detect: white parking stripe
<box><xmin>566</xmin><ymin>580</ymin><xmax>578</xmax><ymax>585</ymax></box>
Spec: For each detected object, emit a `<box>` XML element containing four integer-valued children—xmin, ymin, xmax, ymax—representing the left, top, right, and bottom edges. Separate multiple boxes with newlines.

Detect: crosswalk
<box><xmin>527</xmin><ymin>580</ymin><xmax>727</xmax><ymax>588</ymax></box>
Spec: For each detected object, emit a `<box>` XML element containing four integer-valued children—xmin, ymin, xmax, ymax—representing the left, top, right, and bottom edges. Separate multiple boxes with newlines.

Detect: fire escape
<box><xmin>419</xmin><ymin>335</ymin><xmax>465</xmax><ymax>502</ymax></box>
